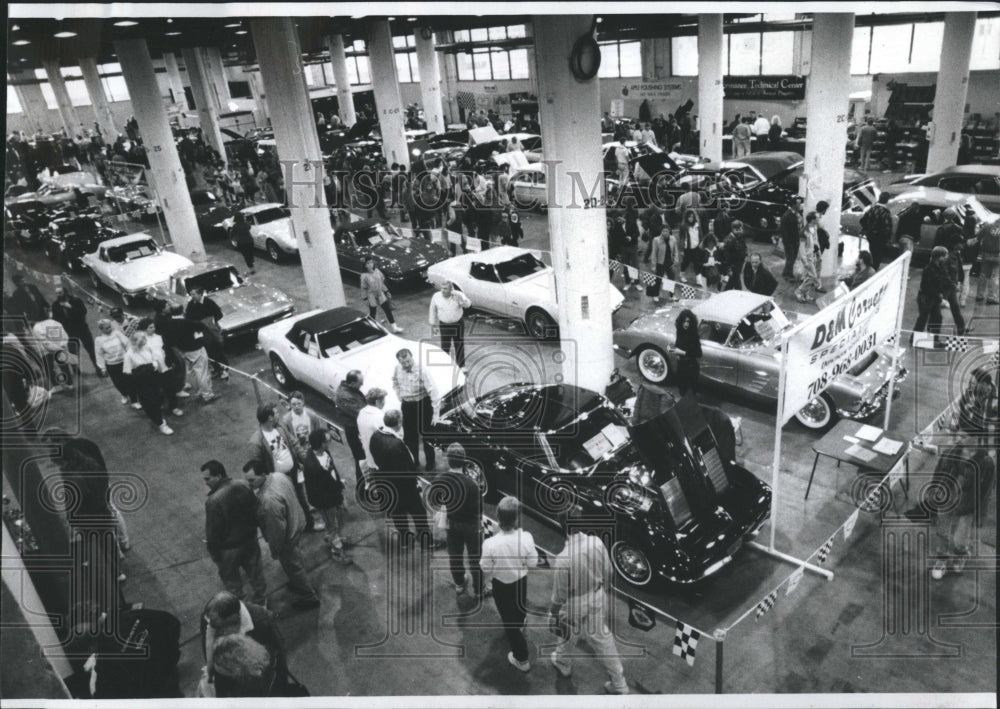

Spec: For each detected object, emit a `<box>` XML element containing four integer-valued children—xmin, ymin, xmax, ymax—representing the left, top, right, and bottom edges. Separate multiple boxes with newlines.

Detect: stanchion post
<box><xmin>714</xmin><ymin>628</ymin><xmax>726</xmax><ymax>694</ymax></box>
<box><xmin>882</xmin><ymin>251</ymin><xmax>911</xmax><ymax>429</ymax></box>
<box><xmin>251</xmin><ymin>368</ymin><xmax>269</xmax><ymax>409</ymax></box>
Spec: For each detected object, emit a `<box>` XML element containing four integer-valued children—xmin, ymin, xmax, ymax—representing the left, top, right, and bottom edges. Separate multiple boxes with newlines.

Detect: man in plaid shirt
<box><xmin>392</xmin><ymin>348</ymin><xmax>439</xmax><ymax>471</ymax></box>
<box><xmin>859</xmin><ymin>193</ymin><xmax>894</xmax><ymax>268</ymax></box>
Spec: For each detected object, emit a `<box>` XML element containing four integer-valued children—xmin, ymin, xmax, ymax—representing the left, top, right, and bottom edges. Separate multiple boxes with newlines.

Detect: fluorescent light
<box><xmin>54</xmin><ymin>31</ymin><xmax>77</xmax><ymax>38</ymax></box>
<box><xmin>225</xmin><ymin>22</ymin><xmax>241</xmax><ymax>28</ymax></box>
<box><xmin>166</xmin><ymin>31</ymin><xmax>181</xmax><ymax>36</ymax></box>
<box><xmin>114</xmin><ymin>20</ymin><xmax>138</xmax><ymax>27</ymax></box>
<box><xmin>167</xmin><ymin>18</ymin><xmax>173</xmax><ymax>23</ymax></box>
<box><xmin>12</xmin><ymin>24</ymin><xmax>19</xmax><ymax>31</ymax></box>
<box><xmin>235</xmin><ymin>30</ymin><xmax>248</xmax><ymax>35</ymax></box>
<box><xmin>407</xmin><ymin>17</ymin><xmax>417</xmax><ymax>22</ymax></box>
<box><xmin>13</xmin><ymin>39</ymin><xmax>31</xmax><ymax>46</ymax></box>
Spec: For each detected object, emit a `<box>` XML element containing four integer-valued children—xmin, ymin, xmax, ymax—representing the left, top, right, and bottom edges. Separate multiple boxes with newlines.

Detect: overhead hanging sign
<box><xmin>779</xmin><ymin>251</ymin><xmax>910</xmax><ymax>425</ymax></box>
<box><xmin>724</xmin><ymin>75</ymin><xmax>807</xmax><ymax>100</ymax></box>
<box><xmin>619</xmin><ymin>81</ymin><xmax>687</xmax><ymax>101</ymax></box>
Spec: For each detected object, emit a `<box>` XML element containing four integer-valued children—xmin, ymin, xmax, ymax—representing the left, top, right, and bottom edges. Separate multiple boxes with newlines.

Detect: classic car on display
<box><xmin>258</xmin><ymin>307</ymin><xmax>464</xmax><ymax>409</ymax></box>
<box><xmin>6</xmin><ymin>170</ymin><xmax>106</xmax><ymax>209</ymax></box>
<box><xmin>82</xmin><ymin>233</ymin><xmax>194</xmax><ymax>306</ymax></box>
<box><xmin>426</xmin><ymin>382</ymin><xmax>771</xmax><ymax>586</ymax></box>
<box><xmin>736</xmin><ymin>151</ymin><xmax>870</xmax><ymax>199</ymax></box>
<box><xmin>840</xmin><ymin>190</ymin><xmax>998</xmax><ymax>256</ymax></box>
<box><xmin>507</xmin><ymin>163</ymin><xmax>623</xmax><ymax>211</ymax></box>
<box><xmin>613</xmin><ymin>290</ymin><xmax>908</xmax><ymax>431</ymax></box>
<box><xmin>4</xmin><ymin>199</ymin><xmax>51</xmax><ymax>248</ymax></box>
<box><xmin>332</xmin><ymin>219</ymin><xmax>451</xmax><ymax>286</ymax></box>
<box><xmin>147</xmin><ymin>262</ymin><xmax>294</xmax><ymax>339</ymax></box>
<box><xmin>45</xmin><ymin>214</ymin><xmax>125</xmax><ymax>271</ymax></box>
<box><xmin>190</xmin><ymin>188</ymin><xmax>237</xmax><ymax>240</ymax></box>
<box><xmin>882</xmin><ymin>164</ymin><xmax>1000</xmax><ymax>212</ymax></box>
<box><xmin>426</xmin><ymin>246</ymin><xmax>626</xmax><ymax>340</ymax></box>
<box><xmin>224</xmin><ymin>203</ymin><xmax>299</xmax><ymax>261</ymax></box>
<box><xmin>105</xmin><ymin>183</ymin><xmax>161</xmax><ymax>221</ymax></box>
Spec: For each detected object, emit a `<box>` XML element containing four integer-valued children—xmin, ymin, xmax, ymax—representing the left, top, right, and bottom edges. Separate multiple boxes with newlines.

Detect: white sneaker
<box><xmin>121</xmin><ymin>396</ymin><xmax>130</xmax><ymax>405</ymax></box>
<box><xmin>391</xmin><ymin>324</ymin><xmax>404</xmax><ymax>333</ymax></box>
<box><xmin>930</xmin><ymin>562</ymin><xmax>946</xmax><ymax>580</ymax></box>
<box><xmin>171</xmin><ymin>408</ymin><xmax>184</xmax><ymax>417</ymax></box>
<box><xmin>176</xmin><ymin>390</ymin><xmax>191</xmax><ymax>398</ymax></box>
<box><xmin>507</xmin><ymin>651</ymin><xmax>531</xmax><ymax>673</ymax></box>
<box><xmin>550</xmin><ymin>651</ymin><xmax>571</xmax><ymax>678</ymax></box>
<box><xmin>158</xmin><ymin>422</ymin><xmax>174</xmax><ymax>435</ymax></box>
<box><xmin>131</xmin><ymin>402</ymin><xmax>143</xmax><ymax>410</ymax></box>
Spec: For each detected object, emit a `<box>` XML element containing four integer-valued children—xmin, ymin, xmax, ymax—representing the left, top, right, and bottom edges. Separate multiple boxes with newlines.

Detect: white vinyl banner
<box><xmin>780</xmin><ymin>251</ymin><xmax>910</xmax><ymax>425</ymax></box>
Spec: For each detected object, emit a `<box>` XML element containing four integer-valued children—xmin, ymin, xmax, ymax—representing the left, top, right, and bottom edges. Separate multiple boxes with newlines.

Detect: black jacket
<box><xmin>51</xmin><ymin>295</ymin><xmax>90</xmax><ymax>335</ymax></box>
<box><xmin>172</xmin><ymin>318</ymin><xmax>210</xmax><ymax>352</ymax></box>
<box><xmin>919</xmin><ymin>260</ymin><xmax>955</xmax><ymax>299</ymax></box>
<box><xmin>431</xmin><ymin>469</ymin><xmax>481</xmax><ymax>524</ymax></box>
<box><xmin>301</xmin><ymin>447</ymin><xmax>345</xmax><ymax>509</ymax></box>
<box><xmin>185</xmin><ymin>297</ymin><xmax>223</xmax><ymax>324</ymax></box>
<box><xmin>369</xmin><ymin>429</ymin><xmax>416</xmax><ymax>473</ymax></box>
<box><xmin>205</xmin><ymin>478</ymin><xmax>260</xmax><ymax>555</ymax></box>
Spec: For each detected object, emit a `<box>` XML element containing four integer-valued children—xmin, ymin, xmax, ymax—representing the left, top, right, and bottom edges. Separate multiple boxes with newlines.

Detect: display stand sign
<box><xmin>723</xmin><ymin>75</ymin><xmax>806</xmax><ymax>100</ymax></box>
<box><xmin>757</xmin><ymin>250</ymin><xmax>910</xmax><ymax>577</ymax></box>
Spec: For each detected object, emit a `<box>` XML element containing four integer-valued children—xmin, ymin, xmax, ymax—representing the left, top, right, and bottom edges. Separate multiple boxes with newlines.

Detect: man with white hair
<box><xmin>429</xmin><ymin>281</ymin><xmax>471</xmax><ymax>369</ymax></box>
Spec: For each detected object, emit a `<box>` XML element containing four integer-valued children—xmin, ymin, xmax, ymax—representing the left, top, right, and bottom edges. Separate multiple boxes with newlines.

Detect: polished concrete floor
<box><xmin>1</xmin><ymin>166</ymin><xmax>996</xmax><ymax>700</ymax></box>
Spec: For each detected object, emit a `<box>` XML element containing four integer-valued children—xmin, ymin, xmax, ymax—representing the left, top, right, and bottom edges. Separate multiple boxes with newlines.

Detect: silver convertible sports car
<box><xmin>613</xmin><ymin>291</ymin><xmax>907</xmax><ymax>430</ymax></box>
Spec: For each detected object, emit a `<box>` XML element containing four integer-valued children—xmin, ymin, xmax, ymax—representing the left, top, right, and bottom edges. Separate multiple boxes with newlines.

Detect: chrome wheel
<box><xmin>795</xmin><ymin>394</ymin><xmax>834</xmax><ymax>430</ymax></box>
<box><xmin>266</xmin><ymin>239</ymin><xmax>282</xmax><ymax>262</ymax></box>
<box><xmin>270</xmin><ymin>355</ymin><xmax>294</xmax><ymax>388</ymax></box>
<box><xmin>526</xmin><ymin>309</ymin><xmax>557</xmax><ymax>340</ymax></box>
<box><xmin>611</xmin><ymin>541</ymin><xmax>653</xmax><ymax>586</ymax></box>
<box><xmin>636</xmin><ymin>346</ymin><xmax>669</xmax><ymax>384</ymax></box>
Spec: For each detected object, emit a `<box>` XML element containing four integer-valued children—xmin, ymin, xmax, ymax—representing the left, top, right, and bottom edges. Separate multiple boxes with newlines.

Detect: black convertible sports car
<box><xmin>428</xmin><ymin>383</ymin><xmax>771</xmax><ymax>586</ymax></box>
<box><xmin>45</xmin><ymin>214</ymin><xmax>124</xmax><ymax>271</ymax></box>
<box><xmin>332</xmin><ymin>218</ymin><xmax>450</xmax><ymax>286</ymax></box>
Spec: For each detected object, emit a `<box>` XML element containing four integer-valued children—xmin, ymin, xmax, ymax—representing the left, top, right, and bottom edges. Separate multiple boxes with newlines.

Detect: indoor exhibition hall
<box><xmin>2</xmin><ymin>4</ymin><xmax>998</xmax><ymax>707</ymax></box>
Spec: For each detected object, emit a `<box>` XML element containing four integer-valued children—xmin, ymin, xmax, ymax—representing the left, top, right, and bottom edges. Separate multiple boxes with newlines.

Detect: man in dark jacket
<box><xmin>185</xmin><ymin>286</ymin><xmax>229</xmax><ymax>379</ymax></box>
<box><xmin>934</xmin><ymin>210</ymin><xmax>972</xmax><ymax>335</ymax></box>
<box><xmin>200</xmin><ymin>591</ymin><xmax>288</xmax><ymax>688</ymax></box>
<box><xmin>203</xmin><ymin>460</ymin><xmax>266</xmax><ymax>605</ymax></box>
<box><xmin>913</xmin><ymin>246</ymin><xmax>959</xmax><ymax>339</ymax></box>
<box><xmin>369</xmin><ymin>409</ymin><xmax>432</xmax><ymax>548</ymax></box>
<box><xmin>720</xmin><ymin>220</ymin><xmax>748</xmax><ymax>291</ymax></box>
<box><xmin>333</xmin><ymin>370</ymin><xmax>367</xmax><ymax>477</ymax></box>
<box><xmin>51</xmin><ymin>286</ymin><xmax>98</xmax><ymax>369</ymax></box>
<box><xmin>174</xmin><ymin>313</ymin><xmax>217</xmax><ymax>402</ymax></box>
<box><xmin>430</xmin><ymin>443</ymin><xmax>484</xmax><ymax>597</ymax></box>
<box><xmin>740</xmin><ymin>252</ymin><xmax>778</xmax><ymax>296</ymax></box>
<box><xmin>860</xmin><ymin>192</ymin><xmax>894</xmax><ymax>268</ymax></box>
<box><xmin>779</xmin><ymin>196</ymin><xmax>804</xmax><ymax>280</ymax></box>
<box><xmin>231</xmin><ymin>212</ymin><xmax>255</xmax><ymax>273</ymax></box>
<box><xmin>8</xmin><ymin>273</ymin><xmax>49</xmax><ymax>324</ymax></box>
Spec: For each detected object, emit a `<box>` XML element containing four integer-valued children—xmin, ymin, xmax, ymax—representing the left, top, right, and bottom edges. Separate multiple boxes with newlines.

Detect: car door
<box><xmin>510</xmin><ymin>170</ymin><xmax>537</xmax><ymax>208</ymax></box>
<box><xmin>288</xmin><ymin>331</ymin><xmax>328</xmax><ymax>393</ymax></box>
<box><xmin>695</xmin><ymin>319</ymin><xmax>740</xmax><ymax>386</ymax></box>
<box><xmin>248</xmin><ymin>214</ymin><xmax>265</xmax><ymax>250</ymax></box>
<box><xmin>462</xmin><ymin>261</ymin><xmax>506</xmax><ymax>315</ymax></box>
<box><xmin>731</xmin><ymin>318</ymin><xmax>779</xmax><ymax>397</ymax></box>
<box><xmin>335</xmin><ymin>230</ymin><xmax>363</xmax><ymax>274</ymax></box>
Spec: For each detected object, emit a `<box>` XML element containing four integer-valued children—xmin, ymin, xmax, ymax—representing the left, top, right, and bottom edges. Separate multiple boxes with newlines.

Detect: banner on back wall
<box><xmin>724</xmin><ymin>75</ymin><xmax>806</xmax><ymax>100</ymax></box>
<box><xmin>779</xmin><ymin>251</ymin><xmax>910</xmax><ymax>425</ymax></box>
<box><xmin>619</xmin><ymin>81</ymin><xmax>686</xmax><ymax>102</ymax></box>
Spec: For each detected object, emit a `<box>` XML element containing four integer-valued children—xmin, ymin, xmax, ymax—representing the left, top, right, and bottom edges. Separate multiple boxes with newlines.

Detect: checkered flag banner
<box><xmin>626</xmin><ymin>266</ymin><xmax>639</xmax><ymax>281</ymax></box>
<box><xmin>678</xmin><ymin>283</ymin><xmax>700</xmax><ymax>299</ymax></box>
<box><xmin>457</xmin><ymin>91</ymin><xmax>477</xmax><ymax>110</ymax></box>
<box><xmin>672</xmin><ymin>621</ymin><xmax>700</xmax><ymax>666</ymax></box>
<box><xmin>609</xmin><ymin>259</ymin><xmax>624</xmax><ymax>273</ymax></box>
<box><xmin>943</xmin><ymin>336</ymin><xmax>969</xmax><ymax>352</ymax></box>
<box><xmin>755</xmin><ymin>590</ymin><xmax>778</xmax><ymax>620</ymax></box>
<box><xmin>817</xmin><ymin>536</ymin><xmax>834</xmax><ymax>564</ymax></box>
<box><xmin>640</xmin><ymin>271</ymin><xmax>659</xmax><ymax>286</ymax></box>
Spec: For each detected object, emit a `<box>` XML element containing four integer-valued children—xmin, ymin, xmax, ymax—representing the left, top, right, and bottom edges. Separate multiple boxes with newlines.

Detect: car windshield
<box><xmin>729</xmin><ymin>300</ymin><xmax>791</xmax><ymax>347</ymax></box>
<box><xmin>251</xmin><ymin>207</ymin><xmax>290</xmax><ymax>224</ymax></box>
<box><xmin>354</xmin><ymin>223</ymin><xmax>401</xmax><ymax>246</ymax></box>
<box><xmin>184</xmin><ymin>268</ymin><xmax>241</xmax><ymax>293</ymax></box>
<box><xmin>57</xmin><ymin>218</ymin><xmax>101</xmax><ymax>235</ymax></box>
<box><xmin>107</xmin><ymin>240</ymin><xmax>158</xmax><ymax>262</ymax></box>
<box><xmin>963</xmin><ymin>197</ymin><xmax>996</xmax><ymax>224</ymax></box>
<box><xmin>316</xmin><ymin>318</ymin><xmax>386</xmax><ymax>355</ymax></box>
<box><xmin>495</xmin><ymin>253</ymin><xmax>547</xmax><ymax>283</ymax></box>
<box><xmin>544</xmin><ymin>406</ymin><xmax>630</xmax><ymax>472</ymax></box>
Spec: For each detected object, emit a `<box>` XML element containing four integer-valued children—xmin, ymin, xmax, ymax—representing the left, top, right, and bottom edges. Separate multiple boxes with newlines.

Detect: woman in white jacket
<box><xmin>94</xmin><ymin>319</ymin><xmax>135</xmax><ymax>406</ymax></box>
<box><xmin>123</xmin><ymin>331</ymin><xmax>173</xmax><ymax>435</ymax></box>
<box><xmin>794</xmin><ymin>211</ymin><xmax>823</xmax><ymax>303</ymax></box>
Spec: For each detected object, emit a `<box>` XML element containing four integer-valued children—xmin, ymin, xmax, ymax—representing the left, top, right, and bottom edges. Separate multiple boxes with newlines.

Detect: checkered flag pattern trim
<box><xmin>943</xmin><ymin>336</ymin><xmax>969</xmax><ymax>352</ymax></box>
<box><xmin>457</xmin><ymin>91</ymin><xmax>477</xmax><ymax>110</ymax></box>
<box><xmin>755</xmin><ymin>591</ymin><xmax>778</xmax><ymax>620</ymax></box>
<box><xmin>640</xmin><ymin>271</ymin><xmax>659</xmax><ymax>286</ymax></box>
<box><xmin>678</xmin><ymin>284</ymin><xmax>699</xmax><ymax>299</ymax></box>
<box><xmin>672</xmin><ymin>621</ymin><xmax>700</xmax><ymax>666</ymax></box>
<box><xmin>817</xmin><ymin>537</ymin><xmax>834</xmax><ymax>564</ymax></box>
<box><xmin>609</xmin><ymin>259</ymin><xmax>624</xmax><ymax>273</ymax></box>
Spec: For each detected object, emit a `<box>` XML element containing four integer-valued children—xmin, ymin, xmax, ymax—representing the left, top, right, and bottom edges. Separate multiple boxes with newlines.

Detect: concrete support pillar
<box><xmin>802</xmin><ymin>13</ymin><xmax>854</xmax><ymax>279</ymax></box>
<box><xmin>41</xmin><ymin>61</ymin><xmax>81</xmax><ymax>137</ymax></box>
<box><xmin>325</xmin><ymin>34</ymin><xmax>357</xmax><ymax>127</ymax></box>
<box><xmin>162</xmin><ymin>51</ymin><xmax>187</xmax><ymax>108</ymax></box>
<box><xmin>181</xmin><ymin>48</ymin><xmax>227</xmax><ymax>159</ymax></box>
<box><xmin>10</xmin><ymin>70</ymin><xmax>56</xmax><ymax>135</ymax></box>
<box><xmin>79</xmin><ymin>57</ymin><xmax>118</xmax><ymax>140</ymax></box>
<box><xmin>247</xmin><ymin>70</ymin><xmax>269</xmax><ymax>127</ymax></box>
<box><xmin>439</xmin><ymin>33</ymin><xmax>459</xmax><ymax>125</ymax></box>
<box><xmin>697</xmin><ymin>15</ymin><xmax>724</xmax><ymax>162</ymax></box>
<box><xmin>250</xmin><ymin>17</ymin><xmax>346</xmax><ymax>309</ymax></box>
<box><xmin>533</xmin><ymin>15</ymin><xmax>614</xmax><ymax>392</ymax></box>
<box><xmin>927</xmin><ymin>12</ymin><xmax>977</xmax><ymax>173</ymax></box>
<box><xmin>368</xmin><ymin>20</ymin><xmax>410</xmax><ymax>169</ymax></box>
<box><xmin>113</xmin><ymin>38</ymin><xmax>206</xmax><ymax>262</ymax></box>
<box><xmin>205</xmin><ymin>46</ymin><xmax>231</xmax><ymax>111</ymax></box>
<box><xmin>415</xmin><ymin>29</ymin><xmax>446</xmax><ymax>134</ymax></box>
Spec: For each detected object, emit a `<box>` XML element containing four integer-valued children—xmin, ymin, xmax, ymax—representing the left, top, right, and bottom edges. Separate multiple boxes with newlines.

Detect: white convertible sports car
<box><xmin>426</xmin><ymin>246</ymin><xmax>625</xmax><ymax>340</ymax></box>
<box><xmin>225</xmin><ymin>203</ymin><xmax>299</xmax><ymax>261</ymax></box>
<box><xmin>82</xmin><ymin>233</ymin><xmax>193</xmax><ymax>306</ymax></box>
<box><xmin>259</xmin><ymin>307</ymin><xmax>465</xmax><ymax>410</ymax></box>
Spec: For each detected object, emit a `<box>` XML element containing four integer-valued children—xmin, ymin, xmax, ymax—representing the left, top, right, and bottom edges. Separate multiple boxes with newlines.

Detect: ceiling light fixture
<box><xmin>167</xmin><ymin>18</ymin><xmax>173</xmax><ymax>23</ymax></box>
<box><xmin>407</xmin><ymin>17</ymin><xmax>417</xmax><ymax>22</ymax></box>
<box><xmin>13</xmin><ymin>39</ymin><xmax>31</xmax><ymax>46</ymax></box>
<box><xmin>166</xmin><ymin>31</ymin><xmax>181</xmax><ymax>36</ymax></box>
<box><xmin>225</xmin><ymin>22</ymin><xmax>241</xmax><ymax>28</ymax></box>
<box><xmin>12</xmin><ymin>24</ymin><xmax>20</xmax><ymax>31</ymax></box>
<box><xmin>235</xmin><ymin>30</ymin><xmax>248</xmax><ymax>35</ymax></box>
<box><xmin>54</xmin><ymin>31</ymin><xmax>77</xmax><ymax>38</ymax></box>
<box><xmin>114</xmin><ymin>20</ymin><xmax>138</xmax><ymax>27</ymax></box>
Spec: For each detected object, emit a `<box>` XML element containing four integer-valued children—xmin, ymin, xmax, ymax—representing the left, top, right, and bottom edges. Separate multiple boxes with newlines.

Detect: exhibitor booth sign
<box><xmin>779</xmin><ymin>252</ymin><xmax>910</xmax><ymax>425</ymax></box>
<box><xmin>724</xmin><ymin>75</ymin><xmax>806</xmax><ymax>100</ymax></box>
<box><xmin>619</xmin><ymin>81</ymin><xmax>686</xmax><ymax>101</ymax></box>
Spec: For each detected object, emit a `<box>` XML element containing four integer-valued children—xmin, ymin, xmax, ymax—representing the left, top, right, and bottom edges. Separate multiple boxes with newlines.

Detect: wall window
<box><xmin>598</xmin><ymin>40</ymin><xmax>642</xmax><ymax>78</ymax></box>
<box><xmin>728</xmin><ymin>32</ymin><xmax>762</xmax><ymax>75</ymax></box>
<box><xmin>98</xmin><ymin>63</ymin><xmax>130</xmax><ymax>101</ymax></box>
<box><xmin>7</xmin><ymin>83</ymin><xmax>23</xmax><ymax>113</ymax></box>
<box><xmin>395</xmin><ymin>53</ymin><xmax>412</xmax><ymax>82</ymax></box>
<box><xmin>851</xmin><ymin>26</ymin><xmax>872</xmax><ymax>75</ymax></box>
<box><xmin>869</xmin><ymin>24</ymin><xmax>917</xmax><ymax>74</ymax></box>
<box><xmin>456</xmin><ymin>52</ymin><xmax>474</xmax><ymax>81</ymax></box>
<box><xmin>472</xmin><ymin>49</ymin><xmax>492</xmax><ymax>80</ymax></box>
<box><xmin>971</xmin><ymin>17</ymin><xmax>1000</xmax><ymax>70</ymax></box>
<box><xmin>908</xmin><ymin>22</ymin><xmax>944</xmax><ymax>72</ymax></box>
<box><xmin>509</xmin><ymin>48</ymin><xmax>529</xmax><ymax>79</ymax></box>
<box><xmin>451</xmin><ymin>25</ymin><xmax>531</xmax><ymax>81</ymax></box>
<box><xmin>760</xmin><ymin>31</ymin><xmax>794</xmax><ymax>74</ymax></box>
<box><xmin>672</xmin><ymin>35</ymin><xmax>698</xmax><ymax>75</ymax></box>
